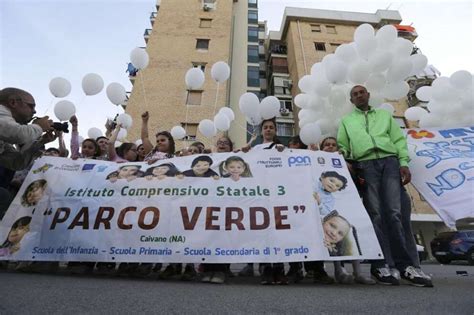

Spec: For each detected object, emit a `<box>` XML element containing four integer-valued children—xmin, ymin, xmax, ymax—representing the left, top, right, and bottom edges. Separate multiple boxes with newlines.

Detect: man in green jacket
<box><xmin>338</xmin><ymin>85</ymin><xmax>432</xmax><ymax>287</ymax></box>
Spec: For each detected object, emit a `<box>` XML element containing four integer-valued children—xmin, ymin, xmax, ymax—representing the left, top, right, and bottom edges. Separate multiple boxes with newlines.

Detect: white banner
<box><xmin>0</xmin><ymin>150</ymin><xmax>381</xmax><ymax>263</ymax></box>
<box><xmin>406</xmin><ymin>126</ymin><xmax>474</xmax><ymax>228</ymax></box>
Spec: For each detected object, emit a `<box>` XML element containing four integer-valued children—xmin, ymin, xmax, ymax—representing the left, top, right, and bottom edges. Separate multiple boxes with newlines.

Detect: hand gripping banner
<box><xmin>0</xmin><ymin>150</ymin><xmax>382</xmax><ymax>263</ymax></box>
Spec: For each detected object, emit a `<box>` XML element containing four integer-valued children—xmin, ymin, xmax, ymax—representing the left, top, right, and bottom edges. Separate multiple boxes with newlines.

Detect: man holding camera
<box><xmin>0</xmin><ymin>87</ymin><xmax>56</xmax><ymax>216</ymax></box>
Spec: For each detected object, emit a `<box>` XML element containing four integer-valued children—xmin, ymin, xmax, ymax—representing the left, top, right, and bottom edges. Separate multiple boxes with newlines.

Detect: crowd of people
<box><xmin>0</xmin><ymin>85</ymin><xmax>433</xmax><ymax>287</ymax></box>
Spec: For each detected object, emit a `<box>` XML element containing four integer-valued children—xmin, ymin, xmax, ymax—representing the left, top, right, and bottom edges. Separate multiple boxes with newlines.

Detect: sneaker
<box><xmin>159</xmin><ymin>264</ymin><xmax>178</xmax><ymax>280</ymax></box>
<box><xmin>132</xmin><ymin>263</ymin><xmax>153</xmax><ymax>277</ymax></box>
<box><xmin>313</xmin><ymin>270</ymin><xmax>335</xmax><ymax>284</ymax></box>
<box><xmin>239</xmin><ymin>264</ymin><xmax>254</xmax><ymax>277</ymax></box>
<box><xmin>181</xmin><ymin>264</ymin><xmax>197</xmax><ymax>281</ymax></box>
<box><xmin>15</xmin><ymin>261</ymin><xmax>34</xmax><ymax>272</ymax></box>
<box><xmin>210</xmin><ymin>272</ymin><xmax>225</xmax><ymax>284</ymax></box>
<box><xmin>96</xmin><ymin>263</ymin><xmax>116</xmax><ymax>275</ymax></box>
<box><xmin>152</xmin><ymin>263</ymin><xmax>163</xmax><ymax>273</ymax></box>
<box><xmin>371</xmin><ymin>267</ymin><xmax>399</xmax><ymax>285</ymax></box>
<box><xmin>260</xmin><ymin>266</ymin><xmax>274</xmax><ymax>285</ymax></box>
<box><xmin>354</xmin><ymin>274</ymin><xmax>376</xmax><ymax>285</ymax></box>
<box><xmin>401</xmin><ymin>266</ymin><xmax>433</xmax><ymax>287</ymax></box>
<box><xmin>305</xmin><ymin>269</ymin><xmax>314</xmax><ymax>279</ymax></box>
<box><xmin>286</xmin><ymin>267</ymin><xmax>304</xmax><ymax>283</ymax></box>
<box><xmin>201</xmin><ymin>272</ymin><xmax>212</xmax><ymax>283</ymax></box>
<box><xmin>273</xmin><ymin>268</ymin><xmax>288</xmax><ymax>285</ymax></box>
<box><xmin>415</xmin><ymin>268</ymin><xmax>433</xmax><ymax>281</ymax></box>
<box><xmin>390</xmin><ymin>268</ymin><xmax>401</xmax><ymax>281</ymax></box>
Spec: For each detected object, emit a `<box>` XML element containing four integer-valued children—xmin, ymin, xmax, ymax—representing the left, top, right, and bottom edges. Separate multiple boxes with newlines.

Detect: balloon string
<box><xmin>235</xmin><ymin>121</ymin><xmax>254</xmax><ymax>136</ymax></box>
<box><xmin>213</xmin><ymin>82</ymin><xmax>220</xmax><ymax>117</ymax></box>
<box><xmin>43</xmin><ymin>97</ymin><xmax>55</xmax><ymax>116</ymax></box>
<box><xmin>139</xmin><ymin>70</ymin><xmax>153</xmax><ymax>130</ymax></box>
<box><xmin>184</xmin><ymin>90</ymin><xmax>189</xmax><ymax>141</ymax></box>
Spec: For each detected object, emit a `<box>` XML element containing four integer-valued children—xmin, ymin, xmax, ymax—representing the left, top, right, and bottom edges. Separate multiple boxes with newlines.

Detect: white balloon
<box><xmin>321</xmin><ymin>54</ymin><xmax>337</xmax><ymax>68</ymax></box>
<box><xmin>377</xmin><ymin>103</ymin><xmax>395</xmax><ymax>115</ymax></box>
<box><xmin>170</xmin><ymin>126</ymin><xmax>186</xmax><ymax>139</ymax></box>
<box><xmin>117</xmin><ymin>113</ymin><xmax>133</xmax><ymax>129</ymax></box>
<box><xmin>426</xmin><ymin>100</ymin><xmax>445</xmax><ymax>115</ymax></box>
<box><xmin>239</xmin><ymin>92</ymin><xmax>260</xmax><ymax>116</ymax></box>
<box><xmin>355</xmin><ymin>37</ymin><xmax>377</xmax><ymax>61</ymax></box>
<box><xmin>218</xmin><ymin>107</ymin><xmax>235</xmax><ymax>121</ymax></box>
<box><xmin>54</xmin><ymin>100</ymin><xmax>76</xmax><ymax>121</ymax></box>
<box><xmin>307</xmin><ymin>95</ymin><xmax>327</xmax><ymax>111</ymax></box>
<box><xmin>130</xmin><ymin>47</ymin><xmax>149</xmax><ymax>69</ymax></box>
<box><xmin>117</xmin><ymin>128</ymin><xmax>127</xmax><ymax>140</ymax></box>
<box><xmin>386</xmin><ymin>58</ymin><xmax>413</xmax><ymax>82</ymax></box>
<box><xmin>404</xmin><ymin>106</ymin><xmax>427</xmax><ymax>121</ymax></box>
<box><xmin>450</xmin><ymin>70</ymin><xmax>472</xmax><ymax>90</ymax></box>
<box><xmin>82</xmin><ymin>73</ymin><xmax>104</xmax><ymax>96</ymax></box>
<box><xmin>115</xmin><ymin>141</ymin><xmax>123</xmax><ymax>148</ymax></box>
<box><xmin>135</xmin><ymin>139</ymin><xmax>143</xmax><ymax>146</ymax></box>
<box><xmin>431</xmin><ymin>76</ymin><xmax>450</xmax><ymax>89</ymax></box>
<box><xmin>310</xmin><ymin>62</ymin><xmax>325</xmax><ymax>77</ymax></box>
<box><xmin>298</xmin><ymin>75</ymin><xmax>314</xmax><ymax>94</ymax></box>
<box><xmin>214</xmin><ymin>113</ymin><xmax>230</xmax><ymax>131</ymax></box>
<box><xmin>393</xmin><ymin>38</ymin><xmax>413</xmax><ymax>58</ymax></box>
<box><xmin>294</xmin><ymin>93</ymin><xmax>310</xmax><ymax>109</ymax></box>
<box><xmin>354</xmin><ymin>23</ymin><xmax>375</xmax><ymax>43</ymax></box>
<box><xmin>328</xmin><ymin>89</ymin><xmax>346</xmax><ymax>106</ymax></box>
<box><xmin>316</xmin><ymin>118</ymin><xmax>333</xmax><ymax>135</ymax></box>
<box><xmin>246</xmin><ymin>114</ymin><xmax>262</xmax><ymax>126</ymax></box>
<box><xmin>325</xmin><ymin>59</ymin><xmax>348</xmax><ymax>84</ymax></box>
<box><xmin>368</xmin><ymin>51</ymin><xmax>393</xmax><ymax>73</ymax></box>
<box><xmin>77</xmin><ymin>136</ymin><xmax>84</xmax><ymax>145</ymax></box>
<box><xmin>366</xmin><ymin>73</ymin><xmax>386</xmax><ymax>93</ymax></box>
<box><xmin>298</xmin><ymin>108</ymin><xmax>319</xmax><ymax>122</ymax></box>
<box><xmin>185</xmin><ymin>67</ymin><xmax>205</xmax><ymax>90</ymax></box>
<box><xmin>431</xmin><ymin>77</ymin><xmax>458</xmax><ymax>104</ymax></box>
<box><xmin>368</xmin><ymin>93</ymin><xmax>384</xmax><ymax>108</ymax></box>
<box><xmin>87</xmin><ymin>127</ymin><xmax>103</xmax><ymax>139</ymax></box>
<box><xmin>419</xmin><ymin>113</ymin><xmax>443</xmax><ymax>128</ymax></box>
<box><xmin>299</xmin><ymin>122</ymin><xmax>322</xmax><ymax>146</ymax></box>
<box><xmin>313</xmin><ymin>76</ymin><xmax>331</xmax><ymax>97</ymax></box>
<box><xmin>259</xmin><ymin>96</ymin><xmax>280</xmax><ymax>119</ymax></box>
<box><xmin>49</xmin><ymin>77</ymin><xmax>71</xmax><ymax>98</ymax></box>
<box><xmin>335</xmin><ymin>43</ymin><xmax>358</xmax><ymax>64</ymax></box>
<box><xmin>460</xmin><ymin>90</ymin><xmax>474</xmax><ymax>110</ymax></box>
<box><xmin>106</xmin><ymin>82</ymin><xmax>127</xmax><ymax>105</ymax></box>
<box><xmin>409</xmin><ymin>54</ymin><xmax>428</xmax><ymax>76</ymax></box>
<box><xmin>415</xmin><ymin>86</ymin><xmax>432</xmax><ymax>102</ymax></box>
<box><xmin>383</xmin><ymin>81</ymin><xmax>410</xmax><ymax>100</ymax></box>
<box><xmin>375</xmin><ymin>25</ymin><xmax>398</xmax><ymax>48</ymax></box>
<box><xmin>198</xmin><ymin>119</ymin><xmax>217</xmax><ymax>138</ymax></box>
<box><xmin>211</xmin><ymin>61</ymin><xmax>230</xmax><ymax>83</ymax></box>
<box><xmin>348</xmin><ymin>61</ymin><xmax>371</xmax><ymax>84</ymax></box>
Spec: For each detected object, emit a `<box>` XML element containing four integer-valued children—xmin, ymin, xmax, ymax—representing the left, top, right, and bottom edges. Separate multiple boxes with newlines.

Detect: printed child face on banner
<box><xmin>321</xmin><ymin>175</ymin><xmax>344</xmax><ymax>193</ymax></box>
<box><xmin>1</xmin><ymin>216</ymin><xmax>31</xmax><ymax>255</ymax></box>
<box><xmin>193</xmin><ymin>161</ymin><xmax>210</xmax><ymax>176</ymax></box>
<box><xmin>153</xmin><ymin>166</ymin><xmax>170</xmax><ymax>176</ymax></box>
<box><xmin>323</xmin><ymin>216</ymin><xmax>350</xmax><ymax>245</ymax></box>
<box><xmin>118</xmin><ymin>165</ymin><xmax>140</xmax><ymax>180</ymax></box>
<box><xmin>227</xmin><ymin>160</ymin><xmax>245</xmax><ymax>178</ymax></box>
<box><xmin>21</xmin><ymin>180</ymin><xmax>47</xmax><ymax>207</ymax></box>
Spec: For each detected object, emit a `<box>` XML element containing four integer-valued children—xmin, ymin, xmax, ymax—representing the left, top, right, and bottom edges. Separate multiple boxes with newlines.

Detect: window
<box><xmin>394</xmin><ymin>117</ymin><xmax>407</xmax><ymax>128</ymax></box>
<box><xmin>186</xmin><ymin>91</ymin><xmax>203</xmax><ymax>105</ymax></box>
<box><xmin>277</xmin><ymin>122</ymin><xmax>294</xmax><ymax>137</ymax></box>
<box><xmin>248</xmin><ymin>11</ymin><xmax>258</xmax><ymax>24</ymax></box>
<box><xmin>200</xmin><ymin>18</ymin><xmax>212</xmax><ymax>28</ymax></box>
<box><xmin>247</xmin><ymin>66</ymin><xmax>260</xmax><ymax>87</ymax></box>
<box><xmin>182</xmin><ymin>123</ymin><xmax>198</xmax><ymax>141</ymax></box>
<box><xmin>192</xmin><ymin>62</ymin><xmax>206</xmax><ymax>72</ymax></box>
<box><xmin>326</xmin><ymin>25</ymin><xmax>337</xmax><ymax>34</ymax></box>
<box><xmin>280</xmin><ymin>100</ymin><xmax>293</xmax><ymax>112</ymax></box>
<box><xmin>202</xmin><ymin>0</ymin><xmax>216</xmax><ymax>11</ymax></box>
<box><xmin>310</xmin><ymin>24</ymin><xmax>321</xmax><ymax>32</ymax></box>
<box><xmin>248</xmin><ymin>0</ymin><xmax>257</xmax><ymax>8</ymax></box>
<box><xmin>248</xmin><ymin>45</ymin><xmax>259</xmax><ymax>63</ymax></box>
<box><xmin>314</xmin><ymin>42</ymin><xmax>326</xmax><ymax>51</ymax></box>
<box><xmin>196</xmin><ymin>39</ymin><xmax>210</xmax><ymax>50</ymax></box>
<box><xmin>248</xmin><ymin>26</ymin><xmax>258</xmax><ymax>42</ymax></box>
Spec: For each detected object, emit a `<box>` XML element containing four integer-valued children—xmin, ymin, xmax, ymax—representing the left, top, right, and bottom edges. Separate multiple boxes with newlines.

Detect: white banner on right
<box><xmin>405</xmin><ymin>126</ymin><xmax>474</xmax><ymax>228</ymax></box>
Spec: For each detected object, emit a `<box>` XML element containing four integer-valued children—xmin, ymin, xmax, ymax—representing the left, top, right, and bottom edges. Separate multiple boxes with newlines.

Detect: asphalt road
<box><xmin>0</xmin><ymin>262</ymin><xmax>472</xmax><ymax>314</ymax></box>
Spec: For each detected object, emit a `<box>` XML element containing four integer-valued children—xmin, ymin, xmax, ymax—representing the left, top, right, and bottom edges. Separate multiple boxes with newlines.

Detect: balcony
<box><xmin>270</xmin><ymin>45</ymin><xmax>287</xmax><ymax>55</ymax></box>
<box><xmin>126</xmin><ymin>63</ymin><xmax>138</xmax><ymax>84</ymax></box>
<box><xmin>150</xmin><ymin>12</ymin><xmax>157</xmax><ymax>25</ymax></box>
<box><xmin>144</xmin><ymin>29</ymin><xmax>152</xmax><ymax>44</ymax></box>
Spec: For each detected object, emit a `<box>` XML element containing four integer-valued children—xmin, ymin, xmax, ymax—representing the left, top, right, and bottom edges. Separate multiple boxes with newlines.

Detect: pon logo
<box><xmin>288</xmin><ymin>156</ymin><xmax>311</xmax><ymax>167</ymax></box>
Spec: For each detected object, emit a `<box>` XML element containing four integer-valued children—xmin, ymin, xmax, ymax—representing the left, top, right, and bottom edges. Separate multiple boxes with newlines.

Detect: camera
<box><xmin>52</xmin><ymin>122</ymin><xmax>69</xmax><ymax>133</ymax></box>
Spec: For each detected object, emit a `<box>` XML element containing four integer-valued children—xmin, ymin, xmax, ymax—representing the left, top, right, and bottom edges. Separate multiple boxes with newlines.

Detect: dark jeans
<box><xmin>0</xmin><ymin>187</ymin><xmax>13</xmax><ymax>220</ymax></box>
<box><xmin>355</xmin><ymin>156</ymin><xmax>412</xmax><ymax>270</ymax></box>
<box><xmin>202</xmin><ymin>263</ymin><xmax>229</xmax><ymax>273</ymax></box>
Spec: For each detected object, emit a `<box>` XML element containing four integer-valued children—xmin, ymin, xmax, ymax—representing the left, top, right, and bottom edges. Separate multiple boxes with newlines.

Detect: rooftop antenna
<box><xmin>385</xmin><ymin>2</ymin><xmax>393</xmax><ymax>9</ymax></box>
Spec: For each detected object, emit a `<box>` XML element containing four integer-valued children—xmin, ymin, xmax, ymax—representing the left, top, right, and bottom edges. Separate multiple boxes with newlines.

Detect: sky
<box><xmin>1</xmin><ymin>0</ymin><xmax>472</xmax><ymax>145</ymax></box>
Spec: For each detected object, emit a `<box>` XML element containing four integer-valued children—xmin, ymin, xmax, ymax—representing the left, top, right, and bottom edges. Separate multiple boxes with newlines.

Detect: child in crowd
<box><xmin>136</xmin><ymin>144</ymin><xmax>146</xmax><ymax>161</ymax></box>
<box><xmin>0</xmin><ymin>216</ymin><xmax>31</xmax><ymax>256</ymax></box>
<box><xmin>96</xmin><ymin>136</ymin><xmax>109</xmax><ymax>160</ymax></box>
<box><xmin>215</xmin><ymin>136</ymin><xmax>234</xmax><ymax>153</ymax></box>
<box><xmin>182</xmin><ymin>156</ymin><xmax>219</xmax><ymax>178</ymax></box>
<box><xmin>69</xmin><ymin>116</ymin><xmax>100</xmax><ymax>159</ymax></box>
<box><xmin>140</xmin><ymin>112</ymin><xmax>175</xmax><ymax>163</ymax></box>
<box><xmin>219</xmin><ymin>156</ymin><xmax>253</xmax><ymax>181</ymax></box>
<box><xmin>288</xmin><ymin>135</ymin><xmax>308</xmax><ymax>150</ymax></box>
<box><xmin>144</xmin><ymin>163</ymin><xmax>180</xmax><ymax>180</ymax></box>
<box><xmin>107</xmin><ymin>124</ymin><xmax>138</xmax><ymax>163</ymax></box>
<box><xmin>319</xmin><ymin>136</ymin><xmax>375</xmax><ymax>285</ymax></box>
<box><xmin>21</xmin><ymin>179</ymin><xmax>47</xmax><ymax>207</ymax></box>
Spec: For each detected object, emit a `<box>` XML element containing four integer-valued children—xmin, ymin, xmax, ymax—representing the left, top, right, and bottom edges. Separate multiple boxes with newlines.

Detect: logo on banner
<box><xmin>288</xmin><ymin>156</ymin><xmax>311</xmax><ymax>167</ymax></box>
<box><xmin>317</xmin><ymin>157</ymin><xmax>325</xmax><ymax>165</ymax></box>
<box><xmin>257</xmin><ymin>157</ymin><xmax>283</xmax><ymax>168</ymax></box>
<box><xmin>331</xmin><ymin>158</ymin><xmax>342</xmax><ymax>168</ymax></box>
<box><xmin>97</xmin><ymin>165</ymin><xmax>109</xmax><ymax>172</ymax></box>
<box><xmin>82</xmin><ymin>164</ymin><xmax>96</xmax><ymax>171</ymax></box>
<box><xmin>408</xmin><ymin>129</ymin><xmax>435</xmax><ymax>139</ymax></box>
<box><xmin>54</xmin><ymin>164</ymin><xmax>81</xmax><ymax>172</ymax></box>
<box><xmin>32</xmin><ymin>163</ymin><xmax>53</xmax><ymax>174</ymax></box>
